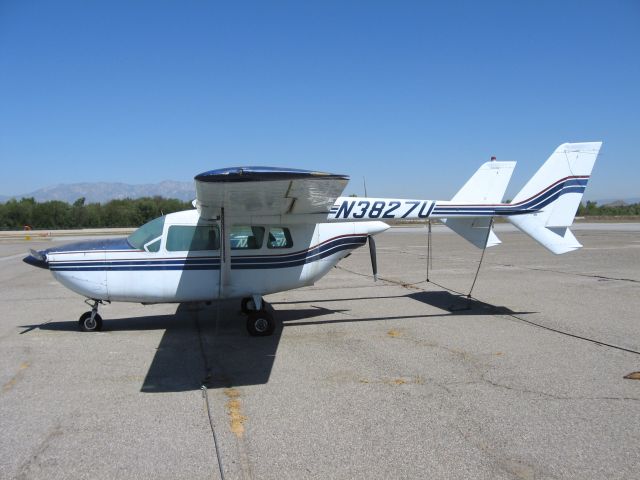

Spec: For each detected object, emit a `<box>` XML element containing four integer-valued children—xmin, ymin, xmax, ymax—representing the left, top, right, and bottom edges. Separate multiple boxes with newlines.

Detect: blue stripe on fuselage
<box><xmin>433</xmin><ymin>179</ymin><xmax>588</xmax><ymax>216</ymax></box>
<box><xmin>49</xmin><ymin>235</ymin><xmax>368</xmax><ymax>272</ymax></box>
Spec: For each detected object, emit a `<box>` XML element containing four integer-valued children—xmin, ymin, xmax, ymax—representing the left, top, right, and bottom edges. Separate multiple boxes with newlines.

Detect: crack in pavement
<box><xmin>452</xmin><ymin>422</ymin><xmax>551</xmax><ymax>480</ymax></box>
<box><xmin>495</xmin><ymin>263</ymin><xmax>640</xmax><ymax>284</ymax></box>
<box><xmin>14</xmin><ymin>424</ymin><xmax>63</xmax><ymax>480</ymax></box>
<box><xmin>451</xmin><ymin>377</ymin><xmax>640</xmax><ymax>403</ymax></box>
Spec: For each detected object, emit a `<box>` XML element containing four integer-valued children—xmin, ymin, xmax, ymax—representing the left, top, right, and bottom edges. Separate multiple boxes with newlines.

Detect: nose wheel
<box><xmin>79</xmin><ymin>311</ymin><xmax>103</xmax><ymax>331</ymax></box>
<box><xmin>79</xmin><ymin>299</ymin><xmax>105</xmax><ymax>332</ymax></box>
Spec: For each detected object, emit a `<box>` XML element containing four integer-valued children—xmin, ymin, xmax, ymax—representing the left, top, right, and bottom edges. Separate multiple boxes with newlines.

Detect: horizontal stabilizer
<box><xmin>509</xmin><ymin>215</ymin><xmax>582</xmax><ymax>254</ymax></box>
<box><xmin>443</xmin><ymin>217</ymin><xmax>500</xmax><ymax>249</ymax></box>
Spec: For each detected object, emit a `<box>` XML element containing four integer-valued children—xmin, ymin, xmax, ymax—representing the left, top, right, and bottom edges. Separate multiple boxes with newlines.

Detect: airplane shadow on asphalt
<box><xmin>20</xmin><ymin>291</ymin><xmax>535</xmax><ymax>393</ymax></box>
<box><xmin>277</xmin><ymin>290</ymin><xmax>534</xmax><ymax>327</ymax></box>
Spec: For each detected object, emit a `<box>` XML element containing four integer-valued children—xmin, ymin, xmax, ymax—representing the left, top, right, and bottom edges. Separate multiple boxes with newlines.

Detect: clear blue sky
<box><xmin>1</xmin><ymin>1</ymin><xmax>638</xmax><ymax>201</ymax></box>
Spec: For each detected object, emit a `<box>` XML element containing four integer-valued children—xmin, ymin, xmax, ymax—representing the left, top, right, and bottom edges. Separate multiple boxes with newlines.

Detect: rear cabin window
<box><xmin>127</xmin><ymin>216</ymin><xmax>166</xmax><ymax>252</ymax></box>
<box><xmin>230</xmin><ymin>226</ymin><xmax>265</xmax><ymax>250</ymax></box>
<box><xmin>166</xmin><ymin>225</ymin><xmax>220</xmax><ymax>251</ymax></box>
<box><xmin>267</xmin><ymin>227</ymin><xmax>293</xmax><ymax>249</ymax></box>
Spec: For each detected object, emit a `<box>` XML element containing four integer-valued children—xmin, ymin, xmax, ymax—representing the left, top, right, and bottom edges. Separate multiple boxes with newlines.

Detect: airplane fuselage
<box><xmin>40</xmin><ymin>209</ymin><xmax>388</xmax><ymax>304</ymax></box>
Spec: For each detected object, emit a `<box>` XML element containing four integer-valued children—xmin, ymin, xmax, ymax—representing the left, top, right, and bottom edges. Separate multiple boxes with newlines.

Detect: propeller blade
<box><xmin>368</xmin><ymin>235</ymin><xmax>378</xmax><ymax>281</ymax></box>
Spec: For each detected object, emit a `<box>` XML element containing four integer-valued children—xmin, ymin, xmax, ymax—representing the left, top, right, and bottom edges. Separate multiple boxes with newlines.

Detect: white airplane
<box><xmin>24</xmin><ymin>142</ymin><xmax>602</xmax><ymax>336</ymax></box>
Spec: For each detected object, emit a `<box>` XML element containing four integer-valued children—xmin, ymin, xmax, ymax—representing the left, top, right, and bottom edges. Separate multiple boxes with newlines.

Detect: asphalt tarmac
<box><xmin>1</xmin><ymin>225</ymin><xmax>639</xmax><ymax>479</ymax></box>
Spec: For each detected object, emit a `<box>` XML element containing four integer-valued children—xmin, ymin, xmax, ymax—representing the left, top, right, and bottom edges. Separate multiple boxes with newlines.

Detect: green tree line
<box><xmin>577</xmin><ymin>201</ymin><xmax>640</xmax><ymax>216</ymax></box>
<box><xmin>0</xmin><ymin>197</ymin><xmax>192</xmax><ymax>230</ymax></box>
<box><xmin>1</xmin><ymin>197</ymin><xmax>638</xmax><ymax>230</ymax></box>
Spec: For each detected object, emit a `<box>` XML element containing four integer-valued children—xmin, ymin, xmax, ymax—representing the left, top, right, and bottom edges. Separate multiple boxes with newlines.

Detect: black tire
<box><xmin>240</xmin><ymin>297</ymin><xmax>257</xmax><ymax>314</ymax></box>
<box><xmin>246</xmin><ymin>310</ymin><xmax>275</xmax><ymax>336</ymax></box>
<box><xmin>79</xmin><ymin>311</ymin><xmax>103</xmax><ymax>332</ymax></box>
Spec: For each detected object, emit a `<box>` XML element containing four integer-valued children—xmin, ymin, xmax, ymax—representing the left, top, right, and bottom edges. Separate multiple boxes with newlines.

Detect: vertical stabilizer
<box><xmin>451</xmin><ymin>161</ymin><xmax>516</xmax><ymax>203</ymax></box>
<box><xmin>509</xmin><ymin>142</ymin><xmax>602</xmax><ymax>254</ymax></box>
<box><xmin>443</xmin><ymin>160</ymin><xmax>515</xmax><ymax>248</ymax></box>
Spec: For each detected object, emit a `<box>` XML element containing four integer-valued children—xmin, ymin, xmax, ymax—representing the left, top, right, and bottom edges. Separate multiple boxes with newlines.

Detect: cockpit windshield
<box><xmin>127</xmin><ymin>216</ymin><xmax>166</xmax><ymax>252</ymax></box>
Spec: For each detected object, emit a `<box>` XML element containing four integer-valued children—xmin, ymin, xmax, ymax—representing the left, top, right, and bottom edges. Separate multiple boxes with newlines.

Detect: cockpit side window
<box><xmin>230</xmin><ymin>226</ymin><xmax>265</xmax><ymax>250</ymax></box>
<box><xmin>166</xmin><ymin>225</ymin><xmax>220</xmax><ymax>251</ymax></box>
<box><xmin>127</xmin><ymin>216</ymin><xmax>166</xmax><ymax>252</ymax></box>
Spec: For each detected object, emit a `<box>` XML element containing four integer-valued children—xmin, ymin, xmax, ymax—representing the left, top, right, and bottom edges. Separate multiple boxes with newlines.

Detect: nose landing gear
<box><xmin>79</xmin><ymin>299</ymin><xmax>107</xmax><ymax>332</ymax></box>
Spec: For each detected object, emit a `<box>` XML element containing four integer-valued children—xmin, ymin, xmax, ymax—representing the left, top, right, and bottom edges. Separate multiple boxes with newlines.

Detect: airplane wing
<box><xmin>194</xmin><ymin>166</ymin><xmax>349</xmax><ymax>219</ymax></box>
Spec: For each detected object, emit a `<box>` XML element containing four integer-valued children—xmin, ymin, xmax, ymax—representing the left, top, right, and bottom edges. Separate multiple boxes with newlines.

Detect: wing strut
<box><xmin>466</xmin><ymin>217</ymin><xmax>494</xmax><ymax>299</ymax></box>
<box><xmin>218</xmin><ymin>207</ymin><xmax>231</xmax><ymax>299</ymax></box>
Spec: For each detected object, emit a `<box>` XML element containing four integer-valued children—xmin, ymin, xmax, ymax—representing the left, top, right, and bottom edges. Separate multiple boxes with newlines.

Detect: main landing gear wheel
<box><xmin>240</xmin><ymin>297</ymin><xmax>258</xmax><ymax>314</ymax></box>
<box><xmin>79</xmin><ymin>311</ymin><xmax>103</xmax><ymax>332</ymax></box>
<box><xmin>246</xmin><ymin>310</ymin><xmax>275</xmax><ymax>337</ymax></box>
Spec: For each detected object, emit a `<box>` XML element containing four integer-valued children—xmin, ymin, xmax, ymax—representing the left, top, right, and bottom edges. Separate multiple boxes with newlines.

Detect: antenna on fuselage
<box><xmin>363</xmin><ymin>176</ymin><xmax>368</xmax><ymax>197</ymax></box>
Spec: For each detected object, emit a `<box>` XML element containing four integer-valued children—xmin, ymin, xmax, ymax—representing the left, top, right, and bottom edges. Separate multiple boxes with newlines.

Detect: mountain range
<box><xmin>0</xmin><ymin>181</ymin><xmax>195</xmax><ymax>204</ymax></box>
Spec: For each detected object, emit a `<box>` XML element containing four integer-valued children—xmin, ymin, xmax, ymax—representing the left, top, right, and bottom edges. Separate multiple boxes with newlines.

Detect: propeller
<box><xmin>368</xmin><ymin>235</ymin><xmax>378</xmax><ymax>281</ymax></box>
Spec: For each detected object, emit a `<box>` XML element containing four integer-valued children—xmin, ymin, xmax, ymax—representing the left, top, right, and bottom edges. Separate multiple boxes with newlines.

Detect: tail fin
<box><xmin>508</xmin><ymin>142</ymin><xmax>602</xmax><ymax>254</ymax></box>
<box><xmin>443</xmin><ymin>160</ymin><xmax>515</xmax><ymax>248</ymax></box>
<box><xmin>451</xmin><ymin>160</ymin><xmax>516</xmax><ymax>203</ymax></box>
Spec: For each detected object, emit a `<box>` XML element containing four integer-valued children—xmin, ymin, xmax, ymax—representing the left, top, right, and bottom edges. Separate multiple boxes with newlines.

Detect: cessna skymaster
<box><xmin>24</xmin><ymin>142</ymin><xmax>601</xmax><ymax>336</ymax></box>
